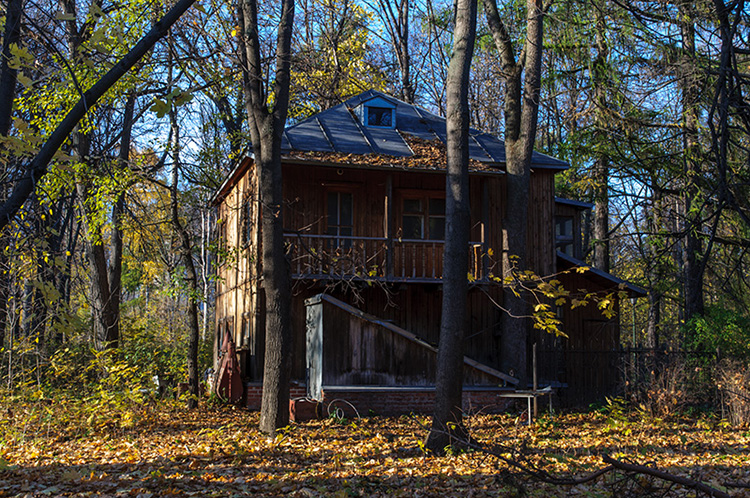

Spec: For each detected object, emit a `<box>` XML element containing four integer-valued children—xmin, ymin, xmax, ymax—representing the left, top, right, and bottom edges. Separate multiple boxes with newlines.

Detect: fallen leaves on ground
<box><xmin>1</xmin><ymin>400</ymin><xmax>749</xmax><ymax>497</ymax></box>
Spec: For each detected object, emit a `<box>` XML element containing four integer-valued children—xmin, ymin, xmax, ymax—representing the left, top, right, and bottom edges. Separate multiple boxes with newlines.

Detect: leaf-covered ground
<box><xmin>1</xmin><ymin>400</ymin><xmax>750</xmax><ymax>497</ymax></box>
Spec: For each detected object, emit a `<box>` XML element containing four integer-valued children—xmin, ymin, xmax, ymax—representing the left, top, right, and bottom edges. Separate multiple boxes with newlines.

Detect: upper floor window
<box><xmin>366</xmin><ymin>106</ymin><xmax>394</xmax><ymax>127</ymax></box>
<box><xmin>402</xmin><ymin>196</ymin><xmax>445</xmax><ymax>240</ymax></box>
<box><xmin>327</xmin><ymin>192</ymin><xmax>353</xmax><ymax>248</ymax></box>
<box><xmin>240</xmin><ymin>196</ymin><xmax>254</xmax><ymax>247</ymax></box>
<box><xmin>555</xmin><ymin>216</ymin><xmax>574</xmax><ymax>256</ymax></box>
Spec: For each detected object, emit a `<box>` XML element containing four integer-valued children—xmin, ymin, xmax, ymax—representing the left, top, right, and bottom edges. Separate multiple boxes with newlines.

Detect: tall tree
<box><xmin>374</xmin><ymin>0</ymin><xmax>414</xmax><ymax>103</ymax></box>
<box><xmin>425</xmin><ymin>0</ymin><xmax>477</xmax><ymax>454</ymax></box>
<box><xmin>238</xmin><ymin>0</ymin><xmax>295</xmax><ymax>435</ymax></box>
<box><xmin>483</xmin><ymin>0</ymin><xmax>546</xmax><ymax>386</ymax></box>
<box><xmin>591</xmin><ymin>3</ymin><xmax>610</xmax><ymax>272</ymax></box>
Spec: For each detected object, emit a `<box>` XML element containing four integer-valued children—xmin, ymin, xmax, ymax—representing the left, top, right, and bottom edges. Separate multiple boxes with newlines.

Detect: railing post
<box><xmin>385</xmin><ymin>175</ymin><xmax>394</xmax><ymax>278</ymax></box>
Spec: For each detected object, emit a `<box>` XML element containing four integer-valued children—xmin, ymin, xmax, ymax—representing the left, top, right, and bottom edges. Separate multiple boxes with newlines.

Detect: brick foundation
<box><xmin>245</xmin><ymin>382</ymin><xmax>308</xmax><ymax>411</ymax></box>
<box><xmin>245</xmin><ymin>382</ymin><xmax>515</xmax><ymax>421</ymax></box>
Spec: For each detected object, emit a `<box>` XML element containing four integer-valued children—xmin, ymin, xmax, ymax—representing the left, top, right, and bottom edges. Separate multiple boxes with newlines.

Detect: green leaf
<box><xmin>150</xmin><ymin>98</ymin><xmax>169</xmax><ymax>118</ymax></box>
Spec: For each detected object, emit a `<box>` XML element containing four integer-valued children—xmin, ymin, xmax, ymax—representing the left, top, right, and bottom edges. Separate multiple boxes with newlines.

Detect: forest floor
<box><xmin>1</xmin><ymin>397</ymin><xmax>749</xmax><ymax>497</ymax></box>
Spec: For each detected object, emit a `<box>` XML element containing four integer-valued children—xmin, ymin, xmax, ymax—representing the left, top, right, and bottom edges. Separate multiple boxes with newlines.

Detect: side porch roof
<box><xmin>557</xmin><ymin>251</ymin><xmax>647</xmax><ymax>298</ymax></box>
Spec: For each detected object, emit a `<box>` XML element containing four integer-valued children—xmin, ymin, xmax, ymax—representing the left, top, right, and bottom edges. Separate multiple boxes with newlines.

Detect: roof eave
<box><xmin>209</xmin><ymin>156</ymin><xmax>254</xmax><ymax>207</ymax></box>
<box><xmin>557</xmin><ymin>251</ymin><xmax>648</xmax><ymax>298</ymax></box>
<box><xmin>281</xmin><ymin>155</ymin><xmax>507</xmax><ymax>175</ymax></box>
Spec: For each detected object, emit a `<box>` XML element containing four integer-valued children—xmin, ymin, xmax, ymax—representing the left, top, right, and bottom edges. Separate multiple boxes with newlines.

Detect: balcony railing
<box><xmin>284</xmin><ymin>233</ymin><xmax>487</xmax><ymax>282</ymax></box>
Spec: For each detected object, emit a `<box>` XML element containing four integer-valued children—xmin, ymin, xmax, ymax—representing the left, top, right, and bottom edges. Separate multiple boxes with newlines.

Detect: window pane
<box><xmin>340</xmin><ymin>193</ymin><xmax>353</xmax><ymax>226</ymax></box>
<box><xmin>368</xmin><ymin>106</ymin><xmax>392</xmax><ymax>127</ymax></box>
<box><xmin>403</xmin><ymin>198</ymin><xmax>422</xmax><ymax>214</ymax></box>
<box><xmin>559</xmin><ymin>242</ymin><xmax>574</xmax><ymax>256</ymax></box>
<box><xmin>428</xmin><ymin>217</ymin><xmax>445</xmax><ymax>240</ymax></box>
<box><xmin>555</xmin><ymin>217</ymin><xmax>573</xmax><ymax>237</ymax></box>
<box><xmin>402</xmin><ymin>215</ymin><xmax>423</xmax><ymax>239</ymax></box>
<box><xmin>328</xmin><ymin>192</ymin><xmax>339</xmax><ymax>226</ymax></box>
<box><xmin>429</xmin><ymin>198</ymin><xmax>445</xmax><ymax>215</ymax></box>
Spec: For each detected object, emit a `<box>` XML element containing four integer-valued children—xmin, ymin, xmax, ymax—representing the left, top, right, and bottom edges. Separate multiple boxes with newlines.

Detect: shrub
<box><xmin>686</xmin><ymin>306</ymin><xmax>750</xmax><ymax>358</ymax></box>
<box><xmin>717</xmin><ymin>360</ymin><xmax>750</xmax><ymax>427</ymax></box>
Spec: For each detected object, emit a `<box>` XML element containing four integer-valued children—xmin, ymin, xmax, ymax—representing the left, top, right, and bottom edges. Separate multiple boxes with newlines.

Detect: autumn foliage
<box><xmin>1</xmin><ymin>397</ymin><xmax>749</xmax><ymax>497</ymax></box>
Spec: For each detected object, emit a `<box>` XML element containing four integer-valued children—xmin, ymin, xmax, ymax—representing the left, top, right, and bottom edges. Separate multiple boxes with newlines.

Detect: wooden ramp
<box><xmin>306</xmin><ymin>293</ymin><xmax>518</xmax><ymax>401</ymax></box>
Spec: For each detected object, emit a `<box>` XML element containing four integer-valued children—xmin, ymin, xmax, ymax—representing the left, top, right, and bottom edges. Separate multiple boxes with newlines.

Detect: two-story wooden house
<box><xmin>211</xmin><ymin>90</ymin><xmax>645</xmax><ymax>412</ymax></box>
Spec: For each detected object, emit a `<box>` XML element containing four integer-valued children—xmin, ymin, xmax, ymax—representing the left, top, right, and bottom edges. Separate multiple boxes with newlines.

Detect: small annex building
<box><xmin>211</xmin><ymin>90</ymin><xmax>645</xmax><ymax>415</ymax></box>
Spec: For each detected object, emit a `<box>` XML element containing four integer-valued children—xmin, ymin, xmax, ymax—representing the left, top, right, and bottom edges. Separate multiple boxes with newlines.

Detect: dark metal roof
<box><xmin>555</xmin><ymin>197</ymin><xmax>595</xmax><ymax>210</ymax></box>
<box><xmin>281</xmin><ymin>90</ymin><xmax>569</xmax><ymax>171</ymax></box>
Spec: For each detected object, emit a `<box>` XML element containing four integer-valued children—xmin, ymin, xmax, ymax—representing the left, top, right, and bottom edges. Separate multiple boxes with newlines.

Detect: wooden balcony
<box><xmin>284</xmin><ymin>233</ymin><xmax>488</xmax><ymax>282</ymax></box>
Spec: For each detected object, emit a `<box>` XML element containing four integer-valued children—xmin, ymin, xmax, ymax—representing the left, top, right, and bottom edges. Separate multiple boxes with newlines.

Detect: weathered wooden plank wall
<box><xmin>526</xmin><ymin>170</ymin><xmax>555</xmax><ymax>277</ymax></box>
<box><xmin>534</xmin><ymin>269</ymin><xmax>622</xmax><ymax>405</ymax></box>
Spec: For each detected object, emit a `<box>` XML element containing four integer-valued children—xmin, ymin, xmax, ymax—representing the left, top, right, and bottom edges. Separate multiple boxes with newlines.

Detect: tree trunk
<box><xmin>591</xmin><ymin>5</ymin><xmax>610</xmax><ymax>272</ymax></box>
<box><xmin>680</xmin><ymin>0</ymin><xmax>703</xmax><ymax>323</ymax></box>
<box><xmin>106</xmin><ymin>94</ymin><xmax>136</xmax><ymax>348</ymax></box>
<box><xmin>645</xmin><ymin>180</ymin><xmax>664</xmax><ymax>350</ymax></box>
<box><xmin>425</xmin><ymin>0</ymin><xmax>476</xmax><ymax>454</ymax></box>
<box><xmin>0</xmin><ymin>0</ymin><xmax>24</xmax><ymax>351</ymax></box>
<box><xmin>168</xmin><ymin>101</ymin><xmax>201</xmax><ymax>409</ymax></box>
<box><xmin>239</xmin><ymin>0</ymin><xmax>295</xmax><ymax>435</ymax></box>
<box><xmin>484</xmin><ymin>0</ymin><xmax>545</xmax><ymax>387</ymax></box>
<box><xmin>378</xmin><ymin>0</ymin><xmax>414</xmax><ymax>103</ymax></box>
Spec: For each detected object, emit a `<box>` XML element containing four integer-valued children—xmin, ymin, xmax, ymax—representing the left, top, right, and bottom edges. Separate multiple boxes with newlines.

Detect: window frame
<box><xmin>555</xmin><ymin>215</ymin><xmax>575</xmax><ymax>256</ymax></box>
<box><xmin>398</xmin><ymin>191</ymin><xmax>446</xmax><ymax>241</ymax></box>
<box><xmin>365</xmin><ymin>105</ymin><xmax>396</xmax><ymax>129</ymax></box>
<box><xmin>326</xmin><ymin>190</ymin><xmax>355</xmax><ymax>249</ymax></box>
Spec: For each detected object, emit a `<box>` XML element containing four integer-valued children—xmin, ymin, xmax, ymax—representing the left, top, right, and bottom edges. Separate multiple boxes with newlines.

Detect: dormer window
<box><xmin>355</xmin><ymin>96</ymin><xmax>397</xmax><ymax>129</ymax></box>
<box><xmin>366</xmin><ymin>106</ymin><xmax>394</xmax><ymax>127</ymax></box>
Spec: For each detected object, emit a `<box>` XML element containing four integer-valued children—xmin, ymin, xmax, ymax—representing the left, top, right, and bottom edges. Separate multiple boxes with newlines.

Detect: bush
<box><xmin>717</xmin><ymin>360</ymin><xmax>750</xmax><ymax>427</ymax></box>
<box><xmin>686</xmin><ymin>306</ymin><xmax>750</xmax><ymax>358</ymax></box>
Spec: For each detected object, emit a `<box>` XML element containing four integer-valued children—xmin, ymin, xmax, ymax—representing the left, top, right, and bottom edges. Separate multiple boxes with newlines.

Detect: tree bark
<box><xmin>0</xmin><ymin>0</ymin><xmax>22</xmax><ymax>136</ymax></box>
<box><xmin>425</xmin><ymin>0</ymin><xmax>476</xmax><ymax>454</ymax></box>
<box><xmin>106</xmin><ymin>94</ymin><xmax>136</xmax><ymax>348</ymax></box>
<box><xmin>591</xmin><ymin>5</ymin><xmax>610</xmax><ymax>272</ymax></box>
<box><xmin>378</xmin><ymin>0</ymin><xmax>414</xmax><ymax>103</ymax></box>
<box><xmin>679</xmin><ymin>0</ymin><xmax>704</xmax><ymax>323</ymax></box>
<box><xmin>168</xmin><ymin>101</ymin><xmax>201</xmax><ymax>409</ymax></box>
<box><xmin>484</xmin><ymin>0</ymin><xmax>545</xmax><ymax>387</ymax></box>
<box><xmin>0</xmin><ymin>0</ymin><xmax>23</xmax><ymax>350</ymax></box>
<box><xmin>239</xmin><ymin>0</ymin><xmax>295</xmax><ymax>435</ymax></box>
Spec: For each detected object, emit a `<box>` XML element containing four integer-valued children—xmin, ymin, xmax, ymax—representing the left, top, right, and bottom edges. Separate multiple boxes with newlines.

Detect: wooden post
<box><xmin>385</xmin><ymin>175</ymin><xmax>393</xmax><ymax>278</ymax></box>
<box><xmin>481</xmin><ymin>180</ymin><xmax>489</xmax><ymax>278</ymax></box>
<box><xmin>305</xmin><ymin>295</ymin><xmax>324</xmax><ymax>401</ymax></box>
<box><xmin>533</xmin><ymin>342</ymin><xmax>538</xmax><ymax>420</ymax></box>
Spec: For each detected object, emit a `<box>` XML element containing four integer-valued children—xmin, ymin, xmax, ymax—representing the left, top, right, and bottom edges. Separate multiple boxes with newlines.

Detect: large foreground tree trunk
<box><xmin>484</xmin><ymin>0</ymin><xmax>545</xmax><ymax>387</ymax></box>
<box><xmin>425</xmin><ymin>0</ymin><xmax>477</xmax><ymax>454</ymax></box>
<box><xmin>239</xmin><ymin>0</ymin><xmax>295</xmax><ymax>435</ymax></box>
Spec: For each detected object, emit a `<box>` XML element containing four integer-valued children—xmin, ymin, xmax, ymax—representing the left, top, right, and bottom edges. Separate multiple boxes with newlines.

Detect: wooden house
<box><xmin>211</xmin><ymin>90</ymin><xmax>645</xmax><ymax>413</ymax></box>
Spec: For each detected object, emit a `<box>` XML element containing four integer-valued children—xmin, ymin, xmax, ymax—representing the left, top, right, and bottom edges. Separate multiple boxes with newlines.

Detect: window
<box><xmin>401</xmin><ymin>196</ymin><xmax>445</xmax><ymax>240</ymax></box>
<box><xmin>240</xmin><ymin>196</ymin><xmax>254</xmax><ymax>247</ymax></box>
<box><xmin>555</xmin><ymin>216</ymin><xmax>574</xmax><ymax>256</ymax></box>
<box><xmin>366</xmin><ymin>106</ymin><xmax>394</xmax><ymax>127</ymax></box>
<box><xmin>216</xmin><ymin>219</ymin><xmax>227</xmax><ymax>266</ymax></box>
<box><xmin>327</xmin><ymin>192</ymin><xmax>353</xmax><ymax>248</ymax></box>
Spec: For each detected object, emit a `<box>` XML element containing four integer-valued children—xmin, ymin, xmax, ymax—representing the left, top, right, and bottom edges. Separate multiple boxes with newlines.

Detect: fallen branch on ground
<box><xmin>602</xmin><ymin>454</ymin><xmax>730</xmax><ymax>498</ymax></box>
<box><xmin>414</xmin><ymin>415</ymin><xmax>732</xmax><ymax>497</ymax></box>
